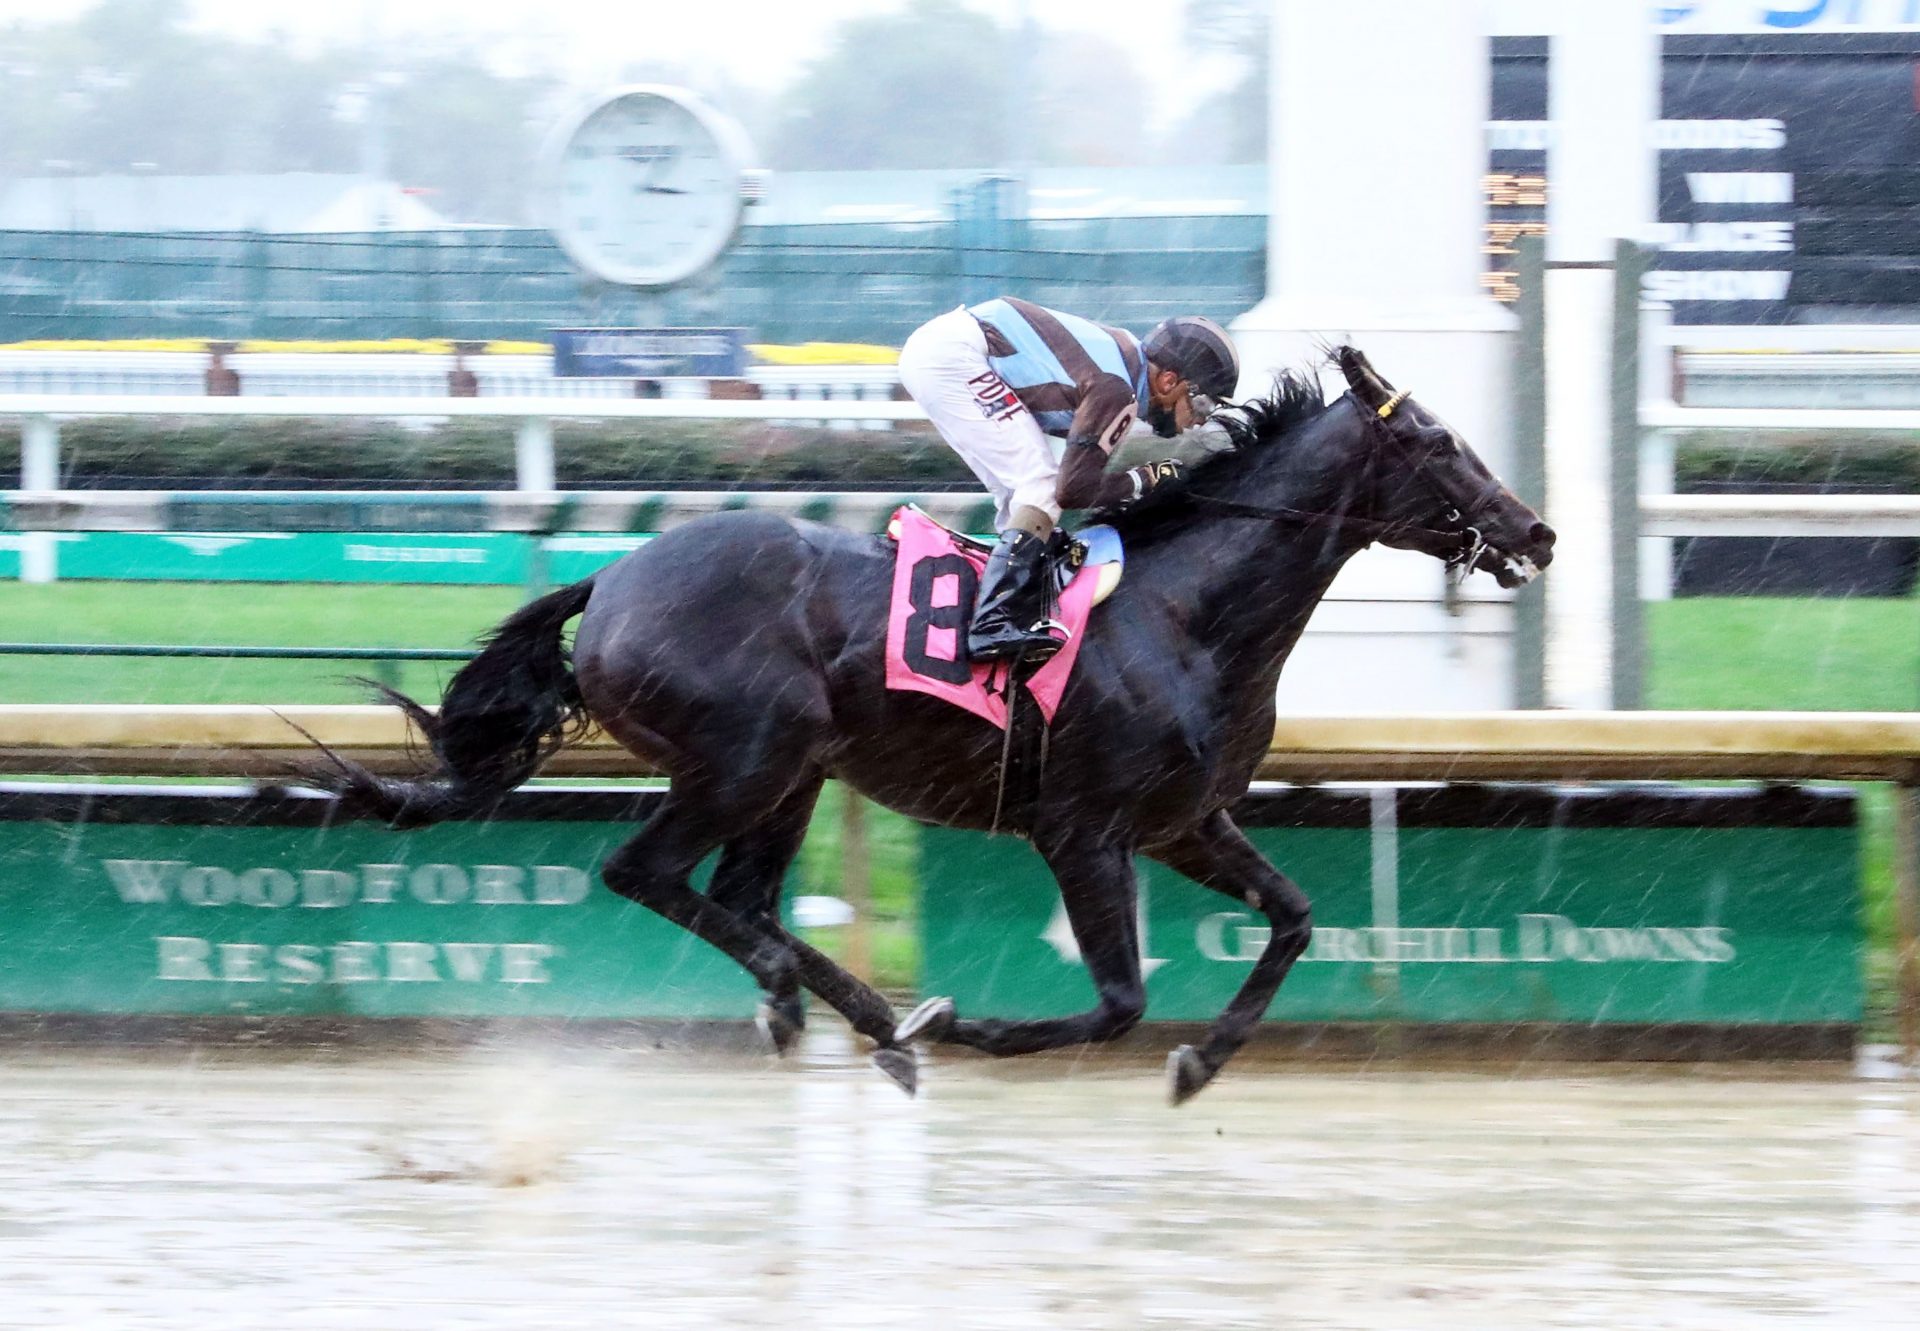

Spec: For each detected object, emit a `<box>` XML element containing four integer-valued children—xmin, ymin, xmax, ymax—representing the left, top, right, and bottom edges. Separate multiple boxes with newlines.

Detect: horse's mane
<box><xmin>1213</xmin><ymin>366</ymin><xmax>1330</xmax><ymax>456</ymax></box>
<box><xmin>1088</xmin><ymin>365</ymin><xmax>1333</xmax><ymax>542</ymax></box>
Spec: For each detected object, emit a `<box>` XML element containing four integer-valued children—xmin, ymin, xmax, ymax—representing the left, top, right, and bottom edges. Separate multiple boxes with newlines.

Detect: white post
<box><xmin>514</xmin><ymin>416</ymin><xmax>555</xmax><ymax>492</ymax></box>
<box><xmin>1232</xmin><ymin>0</ymin><xmax>1517</xmax><ymax>712</ymax></box>
<box><xmin>1543</xmin><ymin>2</ymin><xmax>1658</xmax><ymax>709</ymax></box>
<box><xmin>1253</xmin><ymin>1</ymin><xmax>1499</xmax><ymax>340</ymax></box>
<box><xmin>830</xmin><ymin>382</ymin><xmax>856</xmax><ymax>433</ymax></box>
<box><xmin>20</xmin><ymin>415</ymin><xmax>59</xmax><ymax>584</ymax></box>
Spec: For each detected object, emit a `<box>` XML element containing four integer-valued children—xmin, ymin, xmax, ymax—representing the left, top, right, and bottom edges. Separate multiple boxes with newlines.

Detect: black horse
<box><xmin>310</xmin><ymin>348</ymin><xmax>1554</xmax><ymax>1104</ymax></box>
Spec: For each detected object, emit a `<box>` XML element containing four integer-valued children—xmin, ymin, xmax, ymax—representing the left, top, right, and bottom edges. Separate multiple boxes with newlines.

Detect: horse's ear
<box><xmin>1336</xmin><ymin>346</ymin><xmax>1396</xmax><ymax>411</ymax></box>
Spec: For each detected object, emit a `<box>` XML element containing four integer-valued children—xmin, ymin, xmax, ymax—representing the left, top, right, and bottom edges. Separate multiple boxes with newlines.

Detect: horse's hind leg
<box><xmin>609</xmin><ymin>779</ymin><xmax>918</xmax><ymax>1089</ymax></box>
<box><xmin>707</xmin><ymin>780</ymin><xmax>917</xmax><ymax>1065</ymax></box>
<box><xmin>601</xmin><ymin>788</ymin><xmax>806</xmax><ymax>1027</ymax></box>
<box><xmin>705</xmin><ymin>779</ymin><xmax>820</xmax><ymax>1053</ymax></box>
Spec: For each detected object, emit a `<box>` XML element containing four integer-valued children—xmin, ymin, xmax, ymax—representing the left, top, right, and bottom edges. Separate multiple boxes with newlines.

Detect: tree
<box><xmin>1163</xmin><ymin>0</ymin><xmax>1267</xmax><ymax>164</ymax></box>
<box><xmin>766</xmin><ymin>0</ymin><xmax>1154</xmax><ymax>171</ymax></box>
<box><xmin>0</xmin><ymin>0</ymin><xmax>562</xmax><ymax>223</ymax></box>
<box><xmin>1031</xmin><ymin>32</ymin><xmax>1154</xmax><ymax>169</ymax></box>
<box><xmin>768</xmin><ymin>1</ymin><xmax>1016</xmax><ymax>170</ymax></box>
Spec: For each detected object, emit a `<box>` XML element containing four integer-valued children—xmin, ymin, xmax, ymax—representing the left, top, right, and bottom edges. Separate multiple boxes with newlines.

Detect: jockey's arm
<box><xmin>1055</xmin><ymin>377</ymin><xmax>1141</xmax><ymax>510</ymax></box>
<box><xmin>1057</xmin><ymin>439</ymin><xmax>1142</xmax><ymax>510</ymax></box>
<box><xmin>1054</xmin><ymin>378</ymin><xmax>1183</xmax><ymax>510</ymax></box>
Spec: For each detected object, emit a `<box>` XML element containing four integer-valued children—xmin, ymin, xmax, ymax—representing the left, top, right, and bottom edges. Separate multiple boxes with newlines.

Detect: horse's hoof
<box><xmin>892</xmin><ymin>995</ymin><xmax>955</xmax><ymax>1046</ymax></box>
<box><xmin>755</xmin><ymin>993</ymin><xmax>805</xmax><ymax>1056</ymax></box>
<box><xmin>871</xmin><ymin>1046</ymin><xmax>919</xmax><ymax>1097</ymax></box>
<box><xmin>1166</xmin><ymin>1045</ymin><xmax>1216</xmax><ymax>1106</ymax></box>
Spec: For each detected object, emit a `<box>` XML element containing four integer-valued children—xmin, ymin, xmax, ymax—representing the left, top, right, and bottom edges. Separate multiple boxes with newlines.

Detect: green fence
<box><xmin>0</xmin><ymin>785</ymin><xmax>761</xmax><ymax>1020</ymax></box>
<box><xmin>922</xmin><ymin>785</ymin><xmax>1861</xmax><ymax>1032</ymax></box>
<box><xmin>0</xmin><ymin>217</ymin><xmax>1266</xmax><ymax>345</ymax></box>
<box><xmin>0</xmin><ymin>781</ymin><xmax>1861</xmax><ymax>1037</ymax></box>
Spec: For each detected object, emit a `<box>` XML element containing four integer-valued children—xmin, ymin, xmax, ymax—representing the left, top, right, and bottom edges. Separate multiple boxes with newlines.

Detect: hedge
<box><xmin>0</xmin><ymin>418</ymin><xmax>978</xmax><ymax>490</ymax></box>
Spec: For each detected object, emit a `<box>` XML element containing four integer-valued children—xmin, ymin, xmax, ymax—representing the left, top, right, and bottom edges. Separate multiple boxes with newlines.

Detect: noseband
<box><xmin>1189</xmin><ymin>391</ymin><xmax>1497</xmax><ymax>571</ymax></box>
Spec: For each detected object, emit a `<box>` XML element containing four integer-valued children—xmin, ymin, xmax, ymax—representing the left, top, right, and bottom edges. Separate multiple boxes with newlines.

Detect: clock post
<box><xmin>538</xmin><ymin>84</ymin><xmax>766</xmax><ymax>396</ymax></box>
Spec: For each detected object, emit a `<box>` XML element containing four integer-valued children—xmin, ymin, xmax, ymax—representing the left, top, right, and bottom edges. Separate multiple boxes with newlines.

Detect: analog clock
<box><xmin>541</xmin><ymin>85</ymin><xmax>762</xmax><ymax>288</ymax></box>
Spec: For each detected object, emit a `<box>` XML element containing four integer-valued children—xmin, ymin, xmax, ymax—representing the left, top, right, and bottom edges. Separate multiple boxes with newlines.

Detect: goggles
<box><xmin>1188</xmin><ymin>389</ymin><xmax>1225</xmax><ymax>424</ymax></box>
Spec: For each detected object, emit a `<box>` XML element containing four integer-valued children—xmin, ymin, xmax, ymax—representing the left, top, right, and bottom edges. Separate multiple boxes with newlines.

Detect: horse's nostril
<box><xmin>1530</xmin><ymin>523</ymin><xmax>1556</xmax><ymax>548</ymax></box>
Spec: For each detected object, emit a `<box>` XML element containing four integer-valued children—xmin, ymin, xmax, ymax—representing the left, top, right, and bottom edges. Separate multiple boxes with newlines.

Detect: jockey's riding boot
<box><xmin>967</xmin><ymin>529</ymin><xmax>1064</xmax><ymax>663</ymax></box>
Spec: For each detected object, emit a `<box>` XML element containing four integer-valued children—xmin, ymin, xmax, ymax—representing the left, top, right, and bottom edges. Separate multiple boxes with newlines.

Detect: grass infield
<box><xmin>0</xmin><ymin>582</ymin><xmax>1907</xmax><ymax>708</ymax></box>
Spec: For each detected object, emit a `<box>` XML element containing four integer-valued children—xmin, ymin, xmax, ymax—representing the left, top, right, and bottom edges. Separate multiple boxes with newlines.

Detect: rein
<box><xmin>1187</xmin><ymin>492</ymin><xmax>1466</xmax><ymax>551</ymax></box>
<box><xmin>1186</xmin><ymin>393</ymin><xmax>1491</xmax><ymax>566</ymax></box>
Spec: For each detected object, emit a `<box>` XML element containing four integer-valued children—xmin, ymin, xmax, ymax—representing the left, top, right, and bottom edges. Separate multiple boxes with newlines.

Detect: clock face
<box><xmin>544</xmin><ymin>86</ymin><xmax>753</xmax><ymax>288</ymax></box>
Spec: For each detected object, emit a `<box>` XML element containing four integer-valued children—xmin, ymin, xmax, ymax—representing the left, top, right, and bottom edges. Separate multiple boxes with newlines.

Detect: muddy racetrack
<box><xmin>3</xmin><ymin>1029</ymin><xmax>1916</xmax><ymax>1329</ymax></box>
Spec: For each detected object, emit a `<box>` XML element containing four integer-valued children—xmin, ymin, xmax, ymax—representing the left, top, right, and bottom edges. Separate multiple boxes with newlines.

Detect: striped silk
<box><xmin>967</xmin><ymin>297</ymin><xmax>1150</xmax><ymax>450</ymax></box>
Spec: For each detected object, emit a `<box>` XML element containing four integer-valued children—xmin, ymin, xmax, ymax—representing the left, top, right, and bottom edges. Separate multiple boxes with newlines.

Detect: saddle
<box><xmin>882</xmin><ymin>506</ymin><xmax>1123</xmax><ymax>728</ymax></box>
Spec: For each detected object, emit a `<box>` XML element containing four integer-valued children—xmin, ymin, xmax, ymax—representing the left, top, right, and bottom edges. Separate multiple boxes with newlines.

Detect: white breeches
<box><xmin>897</xmin><ymin>306</ymin><xmax>1064</xmax><ymax>530</ymax></box>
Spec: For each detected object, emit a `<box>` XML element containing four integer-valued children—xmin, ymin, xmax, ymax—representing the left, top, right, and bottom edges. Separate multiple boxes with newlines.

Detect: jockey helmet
<box><xmin>1143</xmin><ymin>315</ymin><xmax>1240</xmax><ymax>405</ymax></box>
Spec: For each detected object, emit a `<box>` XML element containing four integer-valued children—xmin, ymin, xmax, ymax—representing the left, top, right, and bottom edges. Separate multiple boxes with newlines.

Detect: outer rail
<box><xmin>1</xmin><ymin>704</ymin><xmax>1917</xmax><ymax>783</ymax></box>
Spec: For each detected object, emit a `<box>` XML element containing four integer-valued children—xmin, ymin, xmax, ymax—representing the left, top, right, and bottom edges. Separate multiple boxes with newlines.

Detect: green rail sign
<box><xmin>921</xmin><ymin>786</ymin><xmax>1861</xmax><ymax>1029</ymax></box>
<box><xmin>0</xmin><ymin>532</ymin><xmax>649</xmax><ymax>586</ymax></box>
<box><xmin>0</xmin><ymin>782</ymin><xmax>1863</xmax><ymax>1034</ymax></box>
<box><xmin>0</xmin><ymin>786</ymin><xmax>759</xmax><ymax>1019</ymax></box>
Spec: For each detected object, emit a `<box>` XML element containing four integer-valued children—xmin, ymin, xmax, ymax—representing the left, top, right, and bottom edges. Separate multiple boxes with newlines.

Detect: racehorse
<box><xmin>307</xmin><ymin>347</ymin><xmax>1555</xmax><ymax>1104</ymax></box>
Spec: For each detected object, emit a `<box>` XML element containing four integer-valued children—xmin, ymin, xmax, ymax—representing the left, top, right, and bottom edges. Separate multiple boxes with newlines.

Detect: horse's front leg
<box><xmin>1147</xmin><ymin>808</ymin><xmax>1312</xmax><ymax>1104</ymax></box>
<box><xmin>909</xmin><ymin>828</ymin><xmax>1147</xmax><ymax>1057</ymax></box>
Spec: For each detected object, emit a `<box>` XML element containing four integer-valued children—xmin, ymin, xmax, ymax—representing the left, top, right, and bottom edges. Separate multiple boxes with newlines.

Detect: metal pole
<box><xmin>840</xmin><ymin>785</ymin><xmax>873</xmax><ymax>984</ymax></box>
<box><xmin>523</xmin><ymin>541</ymin><xmax>552</xmax><ymax>602</ymax></box>
<box><xmin>1611</xmin><ymin>240</ymin><xmax>1649</xmax><ymax>709</ymax></box>
<box><xmin>1640</xmin><ymin>426</ymin><xmax>1677</xmax><ymax>604</ymax></box>
<box><xmin>1543</xmin><ymin>2</ymin><xmax>1657</xmax><ymax>710</ymax></box>
<box><xmin>19</xmin><ymin>414</ymin><xmax>58</xmax><ymax>584</ymax></box>
<box><xmin>514</xmin><ymin>416</ymin><xmax>556</xmax><ymax>491</ymax></box>
<box><xmin>1511</xmin><ymin>234</ymin><xmax>1547</xmax><ymax>709</ymax></box>
<box><xmin>373</xmin><ymin>655</ymin><xmax>402</xmax><ymax>695</ymax></box>
<box><xmin>1638</xmin><ymin>297</ymin><xmax>1678</xmax><ymax>606</ymax></box>
<box><xmin>1896</xmin><ymin>780</ymin><xmax>1920</xmax><ymax>1066</ymax></box>
<box><xmin>515</xmin><ymin>415</ymin><xmax>556</xmax><ymax>601</ymax></box>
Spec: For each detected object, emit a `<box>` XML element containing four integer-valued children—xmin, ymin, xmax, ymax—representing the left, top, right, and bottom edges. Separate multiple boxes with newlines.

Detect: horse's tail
<box><xmin>304</xmin><ymin>577</ymin><xmax>597</xmax><ymax>827</ymax></box>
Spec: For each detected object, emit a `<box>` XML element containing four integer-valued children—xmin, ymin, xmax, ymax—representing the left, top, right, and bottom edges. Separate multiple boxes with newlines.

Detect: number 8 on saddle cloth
<box><xmin>882</xmin><ymin>505</ymin><xmax>1123</xmax><ymax>729</ymax></box>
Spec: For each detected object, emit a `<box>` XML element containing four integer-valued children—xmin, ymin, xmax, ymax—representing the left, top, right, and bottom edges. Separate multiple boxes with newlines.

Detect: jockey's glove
<box><xmin>1125</xmin><ymin>458</ymin><xmax>1185</xmax><ymax>503</ymax></box>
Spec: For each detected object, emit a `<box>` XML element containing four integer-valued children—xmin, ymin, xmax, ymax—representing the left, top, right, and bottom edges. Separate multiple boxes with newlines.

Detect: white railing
<box><xmin>1642</xmin><ymin>405</ymin><xmax>1920</xmax><ymax>434</ymax></box>
<box><xmin>5</xmin><ymin>393</ymin><xmax>1916</xmax><ymax>540</ymax></box>
<box><xmin>0</xmin><ymin>394</ymin><xmax>927</xmax><ymax>506</ymax></box>
<box><xmin>0</xmin><ymin>394</ymin><xmax>931</xmax><ymax>580</ymax></box>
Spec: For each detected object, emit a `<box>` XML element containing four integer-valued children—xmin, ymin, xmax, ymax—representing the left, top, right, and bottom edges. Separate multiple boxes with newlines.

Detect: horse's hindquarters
<box><xmin>572</xmin><ymin>513</ymin><xmax>845</xmax><ymax>789</ymax></box>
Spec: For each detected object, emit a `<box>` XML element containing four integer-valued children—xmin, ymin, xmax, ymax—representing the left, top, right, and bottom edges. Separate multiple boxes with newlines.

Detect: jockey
<box><xmin>897</xmin><ymin>296</ymin><xmax>1240</xmax><ymax>662</ymax></box>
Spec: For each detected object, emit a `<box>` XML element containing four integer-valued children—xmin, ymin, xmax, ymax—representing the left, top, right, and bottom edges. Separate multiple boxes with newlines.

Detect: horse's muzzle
<box><xmin>1481</xmin><ymin>521</ymin><xmax>1555</xmax><ymax>588</ymax></box>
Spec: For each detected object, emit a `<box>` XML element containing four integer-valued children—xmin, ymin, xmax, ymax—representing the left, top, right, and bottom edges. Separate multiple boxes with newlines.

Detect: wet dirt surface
<box><xmin>1</xmin><ymin>1029</ymin><xmax>1916</xmax><ymax>1330</ymax></box>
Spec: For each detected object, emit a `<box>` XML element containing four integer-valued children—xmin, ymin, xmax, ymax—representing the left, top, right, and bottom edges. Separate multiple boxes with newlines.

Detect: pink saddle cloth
<box><xmin>883</xmin><ymin>506</ymin><xmax>1103</xmax><ymax>727</ymax></box>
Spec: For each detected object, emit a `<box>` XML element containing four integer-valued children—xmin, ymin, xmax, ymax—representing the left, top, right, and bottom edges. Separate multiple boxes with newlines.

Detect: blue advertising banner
<box><xmin>550</xmin><ymin>327</ymin><xmax>748</xmax><ymax>378</ymax></box>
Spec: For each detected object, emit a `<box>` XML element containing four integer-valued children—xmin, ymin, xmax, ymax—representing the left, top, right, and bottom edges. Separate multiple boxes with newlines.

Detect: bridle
<box><xmin>1187</xmin><ymin>389</ymin><xmax>1503</xmax><ymax>576</ymax></box>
